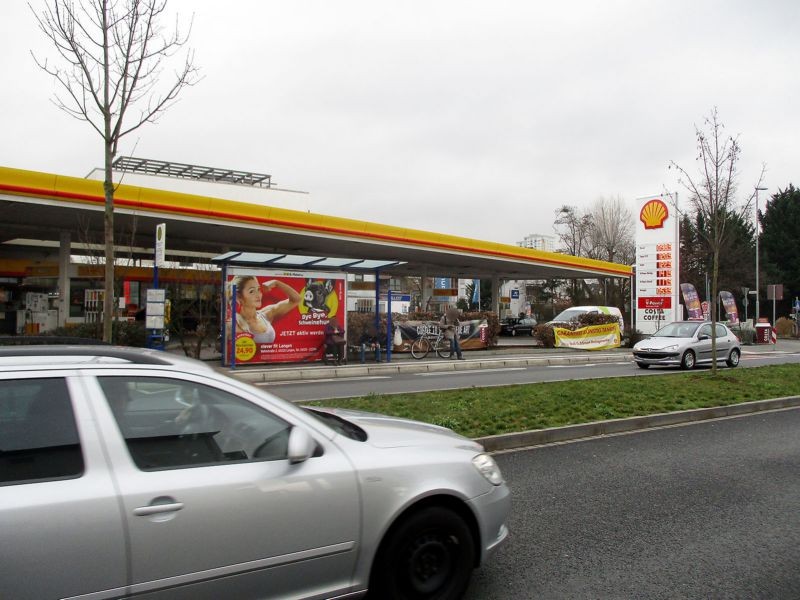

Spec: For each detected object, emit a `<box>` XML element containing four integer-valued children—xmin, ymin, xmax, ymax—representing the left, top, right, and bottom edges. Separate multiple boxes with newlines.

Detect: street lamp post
<box><xmin>755</xmin><ymin>186</ymin><xmax>767</xmax><ymax>323</ymax></box>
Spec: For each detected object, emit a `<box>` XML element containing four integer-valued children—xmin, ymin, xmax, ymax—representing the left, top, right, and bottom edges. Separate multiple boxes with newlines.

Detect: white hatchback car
<box><xmin>0</xmin><ymin>346</ymin><xmax>509</xmax><ymax>600</ymax></box>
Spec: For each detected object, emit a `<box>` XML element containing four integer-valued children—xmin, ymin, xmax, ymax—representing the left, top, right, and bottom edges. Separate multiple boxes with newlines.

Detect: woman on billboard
<box><xmin>229</xmin><ymin>276</ymin><xmax>301</xmax><ymax>344</ymax></box>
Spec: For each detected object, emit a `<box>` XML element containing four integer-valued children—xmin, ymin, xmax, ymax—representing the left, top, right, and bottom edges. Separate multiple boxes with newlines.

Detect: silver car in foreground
<box><xmin>632</xmin><ymin>321</ymin><xmax>742</xmax><ymax>369</ymax></box>
<box><xmin>0</xmin><ymin>346</ymin><xmax>509</xmax><ymax>600</ymax></box>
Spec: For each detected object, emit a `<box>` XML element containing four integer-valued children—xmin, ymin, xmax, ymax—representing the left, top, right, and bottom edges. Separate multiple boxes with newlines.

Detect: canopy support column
<box><xmin>58</xmin><ymin>231</ymin><xmax>70</xmax><ymax>327</ymax></box>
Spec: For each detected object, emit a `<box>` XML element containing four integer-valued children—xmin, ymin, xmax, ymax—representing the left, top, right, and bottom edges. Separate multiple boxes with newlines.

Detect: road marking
<box><xmin>416</xmin><ymin>367</ymin><xmax>527</xmax><ymax>376</ymax></box>
<box><xmin>257</xmin><ymin>376</ymin><xmax>391</xmax><ymax>386</ymax></box>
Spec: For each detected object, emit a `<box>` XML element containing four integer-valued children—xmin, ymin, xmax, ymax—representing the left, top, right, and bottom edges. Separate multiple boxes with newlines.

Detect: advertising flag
<box><xmin>719</xmin><ymin>291</ymin><xmax>739</xmax><ymax>324</ymax></box>
<box><xmin>680</xmin><ymin>283</ymin><xmax>703</xmax><ymax>320</ymax></box>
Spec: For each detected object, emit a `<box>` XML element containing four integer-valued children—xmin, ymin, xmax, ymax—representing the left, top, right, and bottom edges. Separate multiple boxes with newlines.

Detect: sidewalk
<box><xmin>192</xmin><ymin>337</ymin><xmax>800</xmax><ymax>384</ymax></box>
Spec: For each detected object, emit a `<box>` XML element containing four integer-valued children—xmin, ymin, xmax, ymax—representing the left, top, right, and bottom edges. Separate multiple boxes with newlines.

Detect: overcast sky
<box><xmin>2</xmin><ymin>1</ymin><xmax>797</xmax><ymax>246</ymax></box>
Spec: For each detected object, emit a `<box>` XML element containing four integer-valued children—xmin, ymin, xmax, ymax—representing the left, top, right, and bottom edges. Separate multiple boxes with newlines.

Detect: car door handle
<box><xmin>133</xmin><ymin>502</ymin><xmax>185</xmax><ymax>516</ymax></box>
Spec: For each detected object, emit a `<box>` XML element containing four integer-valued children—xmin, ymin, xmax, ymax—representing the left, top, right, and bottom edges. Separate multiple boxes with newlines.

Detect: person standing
<box><xmin>439</xmin><ymin>306</ymin><xmax>464</xmax><ymax>360</ymax></box>
<box><xmin>324</xmin><ymin>318</ymin><xmax>347</xmax><ymax>365</ymax></box>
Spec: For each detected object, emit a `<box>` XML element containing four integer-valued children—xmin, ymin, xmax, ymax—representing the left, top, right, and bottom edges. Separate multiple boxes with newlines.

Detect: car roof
<box><xmin>0</xmin><ymin>345</ymin><xmax>213</xmax><ymax>372</ymax></box>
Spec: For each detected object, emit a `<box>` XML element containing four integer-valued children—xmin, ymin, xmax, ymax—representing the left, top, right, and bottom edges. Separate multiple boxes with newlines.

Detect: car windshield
<box><xmin>654</xmin><ymin>322</ymin><xmax>700</xmax><ymax>338</ymax></box>
<box><xmin>552</xmin><ymin>308</ymin><xmax>588</xmax><ymax>322</ymax></box>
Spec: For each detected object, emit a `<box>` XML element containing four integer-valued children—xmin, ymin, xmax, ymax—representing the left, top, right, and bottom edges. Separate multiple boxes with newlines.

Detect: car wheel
<box><xmin>726</xmin><ymin>348</ymin><xmax>741</xmax><ymax>368</ymax></box>
<box><xmin>511</xmin><ymin>329</ymin><xmax>516</xmax><ymax>336</ymax></box>
<box><xmin>369</xmin><ymin>506</ymin><xmax>475</xmax><ymax>600</ymax></box>
<box><xmin>529</xmin><ymin>329</ymin><xmax>535</xmax><ymax>337</ymax></box>
<box><xmin>636</xmin><ymin>362</ymin><xmax>650</xmax><ymax>369</ymax></box>
<box><xmin>680</xmin><ymin>350</ymin><xmax>696</xmax><ymax>370</ymax></box>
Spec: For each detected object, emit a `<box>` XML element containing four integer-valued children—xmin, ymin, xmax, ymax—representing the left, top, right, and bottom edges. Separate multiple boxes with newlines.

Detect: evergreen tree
<box><xmin>760</xmin><ymin>184</ymin><xmax>800</xmax><ymax>313</ymax></box>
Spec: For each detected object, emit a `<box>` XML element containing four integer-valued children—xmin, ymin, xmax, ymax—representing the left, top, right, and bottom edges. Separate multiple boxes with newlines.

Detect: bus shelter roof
<box><xmin>212</xmin><ymin>252</ymin><xmax>404</xmax><ymax>272</ymax></box>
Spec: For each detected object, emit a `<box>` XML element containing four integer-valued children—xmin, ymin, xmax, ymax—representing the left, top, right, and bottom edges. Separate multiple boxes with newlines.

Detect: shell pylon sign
<box><xmin>635</xmin><ymin>195</ymin><xmax>680</xmax><ymax>334</ymax></box>
<box><xmin>639</xmin><ymin>198</ymin><xmax>669</xmax><ymax>229</ymax></box>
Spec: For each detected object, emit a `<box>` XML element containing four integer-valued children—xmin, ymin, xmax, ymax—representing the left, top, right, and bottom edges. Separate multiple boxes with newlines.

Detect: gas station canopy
<box><xmin>0</xmin><ymin>166</ymin><xmax>632</xmax><ymax>281</ymax></box>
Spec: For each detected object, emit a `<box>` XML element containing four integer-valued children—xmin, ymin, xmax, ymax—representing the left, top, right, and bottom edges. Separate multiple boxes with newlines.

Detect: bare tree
<box><xmin>587</xmin><ymin>195</ymin><xmax>635</xmax><ymax>309</ymax></box>
<box><xmin>587</xmin><ymin>195</ymin><xmax>635</xmax><ymax>265</ymax></box>
<box><xmin>31</xmin><ymin>0</ymin><xmax>200</xmax><ymax>342</ymax></box>
<box><xmin>553</xmin><ymin>205</ymin><xmax>594</xmax><ymax>304</ymax></box>
<box><xmin>553</xmin><ymin>200</ymin><xmax>634</xmax><ymax>308</ymax></box>
<box><xmin>670</xmin><ymin>108</ymin><xmax>765</xmax><ymax>373</ymax></box>
<box><xmin>554</xmin><ymin>205</ymin><xmax>593</xmax><ymax>257</ymax></box>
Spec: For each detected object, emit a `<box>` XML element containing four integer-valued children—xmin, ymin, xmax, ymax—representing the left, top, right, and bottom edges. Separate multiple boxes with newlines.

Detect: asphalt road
<box><xmin>464</xmin><ymin>407</ymin><xmax>800</xmax><ymax>599</ymax></box>
<box><xmin>264</xmin><ymin>349</ymin><xmax>800</xmax><ymax>402</ymax></box>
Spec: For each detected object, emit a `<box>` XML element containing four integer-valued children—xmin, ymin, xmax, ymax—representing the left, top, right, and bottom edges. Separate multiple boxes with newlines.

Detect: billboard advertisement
<box><xmin>553</xmin><ymin>323</ymin><xmax>621</xmax><ymax>351</ymax></box>
<box><xmin>224</xmin><ymin>268</ymin><xmax>347</xmax><ymax>365</ymax></box>
<box><xmin>394</xmin><ymin>319</ymin><xmax>490</xmax><ymax>351</ymax></box>
<box><xmin>635</xmin><ymin>196</ymin><xmax>680</xmax><ymax>334</ymax></box>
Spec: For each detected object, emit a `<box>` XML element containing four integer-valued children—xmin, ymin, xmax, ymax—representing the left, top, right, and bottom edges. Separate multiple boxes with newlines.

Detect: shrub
<box><xmin>533</xmin><ymin>324</ymin><xmax>556</xmax><ymax>348</ymax></box>
<box><xmin>774</xmin><ymin>317</ymin><xmax>796</xmax><ymax>338</ymax></box>
<box><xmin>626</xmin><ymin>329</ymin><xmax>648</xmax><ymax>348</ymax></box>
<box><xmin>114</xmin><ymin>320</ymin><xmax>147</xmax><ymax>347</ymax></box>
<box><xmin>43</xmin><ymin>320</ymin><xmax>147</xmax><ymax>347</ymax></box>
<box><xmin>736</xmin><ymin>325</ymin><xmax>756</xmax><ymax>345</ymax></box>
<box><xmin>346</xmin><ymin>312</ymin><xmax>389</xmax><ymax>345</ymax></box>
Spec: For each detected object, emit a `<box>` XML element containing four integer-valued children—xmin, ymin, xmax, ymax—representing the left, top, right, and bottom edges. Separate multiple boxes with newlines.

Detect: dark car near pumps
<box><xmin>499</xmin><ymin>317</ymin><xmax>538</xmax><ymax>336</ymax></box>
<box><xmin>632</xmin><ymin>321</ymin><xmax>742</xmax><ymax>370</ymax></box>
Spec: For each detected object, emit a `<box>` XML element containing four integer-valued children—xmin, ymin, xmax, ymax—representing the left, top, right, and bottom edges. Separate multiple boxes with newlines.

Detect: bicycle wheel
<box><xmin>435</xmin><ymin>337</ymin><xmax>452</xmax><ymax>359</ymax></box>
<box><xmin>410</xmin><ymin>337</ymin><xmax>431</xmax><ymax>359</ymax></box>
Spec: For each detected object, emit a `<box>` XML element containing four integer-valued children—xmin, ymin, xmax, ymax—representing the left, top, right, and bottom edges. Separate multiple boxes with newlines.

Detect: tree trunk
<box><xmin>710</xmin><ymin>248</ymin><xmax>720</xmax><ymax>375</ymax></box>
<box><xmin>102</xmin><ymin>140</ymin><xmax>115</xmax><ymax>343</ymax></box>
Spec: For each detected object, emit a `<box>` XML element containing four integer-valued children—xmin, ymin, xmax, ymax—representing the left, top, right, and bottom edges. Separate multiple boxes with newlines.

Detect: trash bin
<box><xmin>755</xmin><ymin>323</ymin><xmax>772</xmax><ymax>344</ymax></box>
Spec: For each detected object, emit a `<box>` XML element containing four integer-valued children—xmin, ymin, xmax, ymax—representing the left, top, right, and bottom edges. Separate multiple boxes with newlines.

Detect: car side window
<box><xmin>715</xmin><ymin>324</ymin><xmax>728</xmax><ymax>338</ymax></box>
<box><xmin>98</xmin><ymin>376</ymin><xmax>292</xmax><ymax>471</ymax></box>
<box><xmin>0</xmin><ymin>378</ymin><xmax>84</xmax><ymax>486</ymax></box>
<box><xmin>698</xmin><ymin>325</ymin><xmax>712</xmax><ymax>338</ymax></box>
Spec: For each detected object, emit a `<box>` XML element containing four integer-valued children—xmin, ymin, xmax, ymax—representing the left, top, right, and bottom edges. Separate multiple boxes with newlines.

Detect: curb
<box><xmin>475</xmin><ymin>396</ymin><xmax>800</xmax><ymax>452</ymax></box>
<box><xmin>221</xmin><ymin>351</ymin><xmax>629</xmax><ymax>383</ymax></box>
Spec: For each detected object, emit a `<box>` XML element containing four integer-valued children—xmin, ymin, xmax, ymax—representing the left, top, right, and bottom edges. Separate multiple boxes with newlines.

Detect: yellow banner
<box><xmin>553</xmin><ymin>323</ymin><xmax>621</xmax><ymax>351</ymax></box>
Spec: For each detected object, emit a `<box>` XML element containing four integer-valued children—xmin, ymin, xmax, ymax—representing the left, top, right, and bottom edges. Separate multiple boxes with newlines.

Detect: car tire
<box><xmin>726</xmin><ymin>348</ymin><xmax>741</xmax><ymax>368</ymax></box>
<box><xmin>680</xmin><ymin>350</ymin><xmax>696</xmax><ymax>370</ymax></box>
<box><xmin>636</xmin><ymin>362</ymin><xmax>650</xmax><ymax>369</ymax></box>
<box><xmin>511</xmin><ymin>329</ymin><xmax>516</xmax><ymax>337</ymax></box>
<box><xmin>369</xmin><ymin>506</ymin><xmax>475</xmax><ymax>600</ymax></box>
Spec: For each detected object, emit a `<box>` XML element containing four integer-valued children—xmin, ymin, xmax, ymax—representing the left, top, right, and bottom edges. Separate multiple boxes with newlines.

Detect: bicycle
<box><xmin>410</xmin><ymin>330</ymin><xmax>452</xmax><ymax>359</ymax></box>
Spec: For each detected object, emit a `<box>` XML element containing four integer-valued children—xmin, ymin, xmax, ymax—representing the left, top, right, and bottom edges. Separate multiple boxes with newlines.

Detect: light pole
<box><xmin>755</xmin><ymin>186</ymin><xmax>767</xmax><ymax>323</ymax></box>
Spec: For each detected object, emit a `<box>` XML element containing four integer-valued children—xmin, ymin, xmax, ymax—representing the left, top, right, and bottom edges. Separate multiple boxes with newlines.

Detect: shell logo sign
<box><xmin>639</xmin><ymin>199</ymin><xmax>669</xmax><ymax>229</ymax></box>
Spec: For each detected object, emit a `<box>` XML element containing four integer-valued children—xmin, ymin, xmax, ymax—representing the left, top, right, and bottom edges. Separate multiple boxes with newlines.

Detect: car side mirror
<box><xmin>287</xmin><ymin>426</ymin><xmax>317</xmax><ymax>464</ymax></box>
<box><xmin>698</xmin><ymin>334</ymin><xmax>710</xmax><ymax>341</ymax></box>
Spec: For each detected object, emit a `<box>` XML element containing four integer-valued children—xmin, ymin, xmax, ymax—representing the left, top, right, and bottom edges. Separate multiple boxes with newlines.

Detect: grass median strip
<box><xmin>306</xmin><ymin>364</ymin><xmax>800</xmax><ymax>439</ymax></box>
